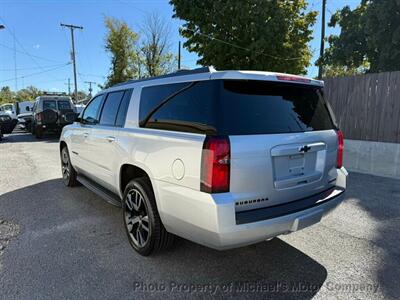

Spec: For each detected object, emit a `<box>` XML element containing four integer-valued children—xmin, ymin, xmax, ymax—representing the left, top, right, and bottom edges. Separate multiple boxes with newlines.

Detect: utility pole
<box><xmin>178</xmin><ymin>41</ymin><xmax>181</xmax><ymax>70</ymax></box>
<box><xmin>318</xmin><ymin>0</ymin><xmax>326</xmax><ymax>79</ymax></box>
<box><xmin>65</xmin><ymin>78</ymin><xmax>71</xmax><ymax>95</ymax></box>
<box><xmin>60</xmin><ymin>23</ymin><xmax>83</xmax><ymax>103</ymax></box>
<box><xmin>13</xmin><ymin>30</ymin><xmax>17</xmax><ymax>91</ymax></box>
<box><xmin>84</xmin><ymin>81</ymin><xmax>96</xmax><ymax>98</ymax></box>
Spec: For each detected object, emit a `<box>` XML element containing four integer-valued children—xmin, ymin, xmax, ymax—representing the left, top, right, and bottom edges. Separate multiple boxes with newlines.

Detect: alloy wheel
<box><xmin>125</xmin><ymin>189</ymin><xmax>150</xmax><ymax>248</ymax></box>
<box><xmin>61</xmin><ymin>149</ymin><xmax>70</xmax><ymax>181</ymax></box>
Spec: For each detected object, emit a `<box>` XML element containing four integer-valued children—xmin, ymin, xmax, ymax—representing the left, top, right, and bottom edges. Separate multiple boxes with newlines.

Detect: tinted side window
<box><xmin>115</xmin><ymin>89</ymin><xmax>133</xmax><ymax>127</ymax></box>
<box><xmin>82</xmin><ymin>95</ymin><xmax>104</xmax><ymax>124</ymax></box>
<box><xmin>139</xmin><ymin>82</ymin><xmax>190</xmax><ymax>124</ymax></box>
<box><xmin>99</xmin><ymin>91</ymin><xmax>125</xmax><ymax>126</ymax></box>
<box><xmin>143</xmin><ymin>81</ymin><xmax>218</xmax><ymax>134</ymax></box>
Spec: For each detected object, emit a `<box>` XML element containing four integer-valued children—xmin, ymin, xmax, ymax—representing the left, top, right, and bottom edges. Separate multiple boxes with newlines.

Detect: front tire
<box><xmin>122</xmin><ymin>178</ymin><xmax>174</xmax><ymax>256</ymax></box>
<box><xmin>60</xmin><ymin>146</ymin><xmax>78</xmax><ymax>187</ymax></box>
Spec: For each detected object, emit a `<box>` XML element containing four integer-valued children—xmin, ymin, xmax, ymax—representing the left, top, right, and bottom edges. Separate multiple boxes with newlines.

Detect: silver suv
<box><xmin>60</xmin><ymin>67</ymin><xmax>347</xmax><ymax>256</ymax></box>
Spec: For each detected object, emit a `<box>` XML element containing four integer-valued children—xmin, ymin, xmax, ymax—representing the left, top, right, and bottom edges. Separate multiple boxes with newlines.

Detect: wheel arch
<box><xmin>119</xmin><ymin>163</ymin><xmax>154</xmax><ymax>197</ymax></box>
<box><xmin>59</xmin><ymin>140</ymin><xmax>67</xmax><ymax>152</ymax></box>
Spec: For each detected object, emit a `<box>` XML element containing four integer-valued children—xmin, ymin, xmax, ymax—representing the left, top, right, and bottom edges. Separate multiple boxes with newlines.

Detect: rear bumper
<box><xmin>155</xmin><ymin>167</ymin><xmax>348</xmax><ymax>250</ymax></box>
<box><xmin>37</xmin><ymin>123</ymin><xmax>69</xmax><ymax>131</ymax></box>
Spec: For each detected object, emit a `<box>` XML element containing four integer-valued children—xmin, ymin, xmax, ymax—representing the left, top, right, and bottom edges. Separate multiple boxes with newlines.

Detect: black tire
<box><xmin>60</xmin><ymin>146</ymin><xmax>78</xmax><ymax>187</ymax></box>
<box><xmin>122</xmin><ymin>178</ymin><xmax>174</xmax><ymax>256</ymax></box>
<box><xmin>35</xmin><ymin>125</ymin><xmax>43</xmax><ymax>139</ymax></box>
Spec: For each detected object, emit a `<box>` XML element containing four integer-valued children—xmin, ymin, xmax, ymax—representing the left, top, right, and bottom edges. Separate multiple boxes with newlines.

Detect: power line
<box><xmin>0</xmin><ymin>63</ymin><xmax>69</xmax><ymax>71</ymax></box>
<box><xmin>0</xmin><ymin>43</ymin><xmax>64</xmax><ymax>63</ymax></box>
<box><xmin>0</xmin><ymin>63</ymin><xmax>71</xmax><ymax>83</ymax></box>
<box><xmin>0</xmin><ymin>15</ymin><xmax>47</xmax><ymax>74</ymax></box>
<box><xmin>78</xmin><ymin>72</ymin><xmax>106</xmax><ymax>79</ymax></box>
<box><xmin>184</xmin><ymin>28</ymin><xmax>304</xmax><ymax>61</ymax></box>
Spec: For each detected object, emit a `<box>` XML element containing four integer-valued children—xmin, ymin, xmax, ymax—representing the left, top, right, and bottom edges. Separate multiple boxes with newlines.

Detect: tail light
<box><xmin>200</xmin><ymin>136</ymin><xmax>230</xmax><ymax>193</ymax></box>
<box><xmin>336</xmin><ymin>130</ymin><xmax>344</xmax><ymax>168</ymax></box>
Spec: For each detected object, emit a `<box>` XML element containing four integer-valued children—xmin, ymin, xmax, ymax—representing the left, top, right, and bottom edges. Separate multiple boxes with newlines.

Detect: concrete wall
<box><xmin>344</xmin><ymin>139</ymin><xmax>400</xmax><ymax>179</ymax></box>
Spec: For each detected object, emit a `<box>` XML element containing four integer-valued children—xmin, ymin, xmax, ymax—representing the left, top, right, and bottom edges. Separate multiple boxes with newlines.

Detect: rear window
<box><xmin>57</xmin><ymin>100</ymin><xmax>72</xmax><ymax>110</ymax></box>
<box><xmin>139</xmin><ymin>80</ymin><xmax>334</xmax><ymax>135</ymax></box>
<box><xmin>43</xmin><ymin>100</ymin><xmax>57</xmax><ymax>110</ymax></box>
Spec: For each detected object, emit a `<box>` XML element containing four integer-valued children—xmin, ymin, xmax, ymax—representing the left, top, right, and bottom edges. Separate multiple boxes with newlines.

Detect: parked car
<box><xmin>0</xmin><ymin>101</ymin><xmax>33</xmax><ymax>120</ymax></box>
<box><xmin>59</xmin><ymin>67</ymin><xmax>347</xmax><ymax>256</ymax></box>
<box><xmin>31</xmin><ymin>95</ymin><xmax>77</xmax><ymax>138</ymax></box>
<box><xmin>0</xmin><ymin>113</ymin><xmax>17</xmax><ymax>139</ymax></box>
<box><xmin>17</xmin><ymin>112</ymin><xmax>34</xmax><ymax>132</ymax></box>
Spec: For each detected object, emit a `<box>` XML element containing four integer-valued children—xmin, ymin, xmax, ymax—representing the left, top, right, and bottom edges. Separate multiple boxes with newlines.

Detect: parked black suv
<box><xmin>31</xmin><ymin>95</ymin><xmax>77</xmax><ymax>138</ymax></box>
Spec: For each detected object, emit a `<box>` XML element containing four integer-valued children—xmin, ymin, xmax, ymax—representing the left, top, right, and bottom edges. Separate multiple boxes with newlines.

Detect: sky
<box><xmin>0</xmin><ymin>0</ymin><xmax>360</xmax><ymax>96</ymax></box>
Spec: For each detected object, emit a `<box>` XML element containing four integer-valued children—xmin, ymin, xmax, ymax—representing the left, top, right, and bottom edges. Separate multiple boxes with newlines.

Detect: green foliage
<box><xmin>323</xmin><ymin>63</ymin><xmax>369</xmax><ymax>78</ymax></box>
<box><xmin>75</xmin><ymin>90</ymin><xmax>88</xmax><ymax>101</ymax></box>
<box><xmin>140</xmin><ymin>13</ymin><xmax>176</xmax><ymax>77</ymax></box>
<box><xmin>323</xmin><ymin>0</ymin><xmax>400</xmax><ymax>73</ymax></box>
<box><xmin>0</xmin><ymin>86</ymin><xmax>14</xmax><ymax>104</ymax></box>
<box><xmin>103</xmin><ymin>15</ymin><xmax>176</xmax><ymax>87</ymax></box>
<box><xmin>104</xmin><ymin>17</ymin><xmax>141</xmax><ymax>88</ymax></box>
<box><xmin>15</xmin><ymin>86</ymin><xmax>42</xmax><ymax>101</ymax></box>
<box><xmin>170</xmin><ymin>0</ymin><xmax>317</xmax><ymax>74</ymax></box>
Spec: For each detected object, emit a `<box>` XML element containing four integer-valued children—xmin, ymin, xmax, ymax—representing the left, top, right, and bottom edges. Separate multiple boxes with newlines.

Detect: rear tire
<box><xmin>60</xmin><ymin>146</ymin><xmax>78</xmax><ymax>187</ymax></box>
<box><xmin>35</xmin><ymin>126</ymin><xmax>43</xmax><ymax>139</ymax></box>
<box><xmin>122</xmin><ymin>178</ymin><xmax>174</xmax><ymax>256</ymax></box>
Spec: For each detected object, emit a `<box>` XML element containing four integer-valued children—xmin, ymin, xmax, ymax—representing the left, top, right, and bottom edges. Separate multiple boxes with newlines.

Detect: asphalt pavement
<box><xmin>0</xmin><ymin>131</ymin><xmax>399</xmax><ymax>299</ymax></box>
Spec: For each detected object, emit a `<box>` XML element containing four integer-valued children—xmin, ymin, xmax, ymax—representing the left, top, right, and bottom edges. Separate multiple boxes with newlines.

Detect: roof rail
<box><xmin>112</xmin><ymin>66</ymin><xmax>216</xmax><ymax>88</ymax></box>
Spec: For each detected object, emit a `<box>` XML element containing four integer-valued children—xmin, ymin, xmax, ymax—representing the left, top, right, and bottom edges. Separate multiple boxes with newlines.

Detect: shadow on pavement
<box><xmin>0</xmin><ymin>178</ymin><xmax>327</xmax><ymax>299</ymax></box>
<box><xmin>346</xmin><ymin>172</ymin><xmax>400</xmax><ymax>299</ymax></box>
<box><xmin>1</xmin><ymin>130</ymin><xmax>59</xmax><ymax>143</ymax></box>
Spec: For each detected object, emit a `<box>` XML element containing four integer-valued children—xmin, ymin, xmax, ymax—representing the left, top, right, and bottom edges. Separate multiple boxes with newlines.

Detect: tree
<box><xmin>170</xmin><ymin>0</ymin><xmax>317</xmax><ymax>74</ymax></box>
<box><xmin>0</xmin><ymin>86</ymin><xmax>15</xmax><ymax>104</ymax></box>
<box><xmin>104</xmin><ymin>17</ymin><xmax>141</xmax><ymax>87</ymax></box>
<box><xmin>322</xmin><ymin>0</ymin><xmax>400</xmax><ymax>73</ymax></box>
<box><xmin>140</xmin><ymin>13</ymin><xmax>176</xmax><ymax>77</ymax></box>
<box><xmin>15</xmin><ymin>86</ymin><xmax>42</xmax><ymax>101</ymax></box>
<box><xmin>75</xmin><ymin>90</ymin><xmax>88</xmax><ymax>101</ymax></box>
<box><xmin>322</xmin><ymin>62</ymin><xmax>369</xmax><ymax>78</ymax></box>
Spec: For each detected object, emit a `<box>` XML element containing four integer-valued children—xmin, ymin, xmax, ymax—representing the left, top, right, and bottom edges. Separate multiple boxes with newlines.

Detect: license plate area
<box><xmin>271</xmin><ymin>142</ymin><xmax>326</xmax><ymax>189</ymax></box>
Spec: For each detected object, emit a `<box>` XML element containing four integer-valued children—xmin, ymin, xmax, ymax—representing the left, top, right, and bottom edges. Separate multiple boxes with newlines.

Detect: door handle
<box><xmin>83</xmin><ymin>132</ymin><xmax>89</xmax><ymax>138</ymax></box>
<box><xmin>106</xmin><ymin>136</ymin><xmax>115</xmax><ymax>142</ymax></box>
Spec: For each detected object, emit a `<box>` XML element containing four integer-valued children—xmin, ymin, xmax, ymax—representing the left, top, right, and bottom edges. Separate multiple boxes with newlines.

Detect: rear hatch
<box><xmin>57</xmin><ymin>99</ymin><xmax>74</xmax><ymax>125</ymax></box>
<box><xmin>217</xmin><ymin>79</ymin><xmax>339</xmax><ymax>211</ymax></box>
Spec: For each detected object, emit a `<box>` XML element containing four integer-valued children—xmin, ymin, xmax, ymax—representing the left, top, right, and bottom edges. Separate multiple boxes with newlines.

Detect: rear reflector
<box><xmin>336</xmin><ymin>130</ymin><xmax>344</xmax><ymax>168</ymax></box>
<box><xmin>276</xmin><ymin>75</ymin><xmax>311</xmax><ymax>83</ymax></box>
<box><xmin>200</xmin><ymin>136</ymin><xmax>230</xmax><ymax>193</ymax></box>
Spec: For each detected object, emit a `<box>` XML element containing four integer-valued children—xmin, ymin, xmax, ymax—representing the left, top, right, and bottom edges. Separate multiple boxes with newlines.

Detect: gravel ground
<box><xmin>0</xmin><ymin>131</ymin><xmax>399</xmax><ymax>299</ymax></box>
